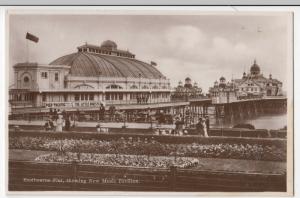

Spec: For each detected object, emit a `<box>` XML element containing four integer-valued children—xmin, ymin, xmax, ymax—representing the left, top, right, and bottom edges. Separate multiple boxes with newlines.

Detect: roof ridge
<box><xmin>81</xmin><ymin>53</ymin><xmax>103</xmax><ymax>76</ymax></box>
<box><xmin>94</xmin><ymin>53</ymin><xmax>127</xmax><ymax>77</ymax></box>
<box><xmin>69</xmin><ymin>52</ymin><xmax>82</xmax><ymax>66</ymax></box>
<box><xmin>114</xmin><ymin>56</ymin><xmax>151</xmax><ymax>78</ymax></box>
<box><xmin>49</xmin><ymin>53</ymin><xmax>77</xmax><ymax>65</ymax></box>
<box><xmin>132</xmin><ymin>58</ymin><xmax>165</xmax><ymax>78</ymax></box>
<box><xmin>129</xmin><ymin>58</ymin><xmax>159</xmax><ymax>79</ymax></box>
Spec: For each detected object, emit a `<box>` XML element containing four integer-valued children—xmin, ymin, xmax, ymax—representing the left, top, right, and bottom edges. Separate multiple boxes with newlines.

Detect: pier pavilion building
<box><xmin>209</xmin><ymin>60</ymin><xmax>283</xmax><ymax>103</ymax></box>
<box><xmin>171</xmin><ymin>77</ymin><xmax>203</xmax><ymax>101</ymax></box>
<box><xmin>234</xmin><ymin>60</ymin><xmax>283</xmax><ymax>97</ymax></box>
<box><xmin>208</xmin><ymin>77</ymin><xmax>239</xmax><ymax>104</ymax></box>
<box><xmin>9</xmin><ymin>40</ymin><xmax>171</xmax><ymax>110</ymax></box>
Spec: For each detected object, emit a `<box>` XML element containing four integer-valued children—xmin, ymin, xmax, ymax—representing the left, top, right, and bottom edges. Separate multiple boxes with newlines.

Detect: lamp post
<box><xmin>138</xmin><ymin>73</ymin><xmax>141</xmax><ymax>104</ymax></box>
<box><xmin>97</xmin><ymin>71</ymin><xmax>102</xmax><ymax>112</ymax></box>
<box><xmin>138</xmin><ymin>73</ymin><xmax>141</xmax><ymax>89</ymax></box>
<box><xmin>122</xmin><ymin>111</ymin><xmax>127</xmax><ymax>129</ymax></box>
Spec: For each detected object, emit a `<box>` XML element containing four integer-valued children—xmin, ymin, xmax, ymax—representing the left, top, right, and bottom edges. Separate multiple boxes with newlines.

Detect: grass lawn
<box><xmin>9</xmin><ymin>149</ymin><xmax>56</xmax><ymax>161</ymax></box>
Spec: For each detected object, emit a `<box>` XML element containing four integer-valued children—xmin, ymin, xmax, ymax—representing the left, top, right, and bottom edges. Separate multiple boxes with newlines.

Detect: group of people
<box><xmin>195</xmin><ymin>116</ymin><xmax>210</xmax><ymax>137</ymax></box>
<box><xmin>154</xmin><ymin>115</ymin><xmax>209</xmax><ymax>137</ymax></box>
<box><xmin>44</xmin><ymin>105</ymin><xmax>210</xmax><ymax>136</ymax></box>
<box><xmin>44</xmin><ymin>108</ymin><xmax>72</xmax><ymax>132</ymax></box>
<box><xmin>49</xmin><ymin>108</ymin><xmax>66</xmax><ymax>120</ymax></box>
<box><xmin>173</xmin><ymin>114</ymin><xmax>209</xmax><ymax>137</ymax></box>
<box><xmin>136</xmin><ymin>96</ymin><xmax>149</xmax><ymax>104</ymax></box>
<box><xmin>99</xmin><ymin>103</ymin><xmax>117</xmax><ymax>121</ymax></box>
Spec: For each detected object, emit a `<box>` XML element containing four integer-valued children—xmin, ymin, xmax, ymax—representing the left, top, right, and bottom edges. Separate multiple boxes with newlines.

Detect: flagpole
<box><xmin>25</xmin><ymin>32</ymin><xmax>39</xmax><ymax>63</ymax></box>
<box><xmin>26</xmin><ymin>34</ymin><xmax>29</xmax><ymax>63</ymax></box>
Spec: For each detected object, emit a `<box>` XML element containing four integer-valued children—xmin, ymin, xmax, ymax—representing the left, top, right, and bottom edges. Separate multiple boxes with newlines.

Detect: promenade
<box><xmin>9</xmin><ymin>120</ymin><xmax>173</xmax><ymax>129</ymax></box>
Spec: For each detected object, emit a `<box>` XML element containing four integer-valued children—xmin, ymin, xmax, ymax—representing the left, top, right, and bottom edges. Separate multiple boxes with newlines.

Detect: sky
<box><xmin>9</xmin><ymin>13</ymin><xmax>292</xmax><ymax>93</ymax></box>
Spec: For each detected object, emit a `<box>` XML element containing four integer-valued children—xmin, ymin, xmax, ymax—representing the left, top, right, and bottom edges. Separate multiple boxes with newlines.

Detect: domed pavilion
<box><xmin>10</xmin><ymin>40</ymin><xmax>171</xmax><ymax>109</ymax></box>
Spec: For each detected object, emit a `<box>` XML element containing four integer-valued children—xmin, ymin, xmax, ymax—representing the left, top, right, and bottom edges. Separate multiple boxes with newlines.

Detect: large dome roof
<box><xmin>49</xmin><ymin>52</ymin><xmax>165</xmax><ymax>79</ymax></box>
<box><xmin>250</xmin><ymin>60</ymin><xmax>260</xmax><ymax>74</ymax></box>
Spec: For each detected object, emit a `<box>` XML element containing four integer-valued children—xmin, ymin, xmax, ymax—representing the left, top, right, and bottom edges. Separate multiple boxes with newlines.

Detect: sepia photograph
<box><xmin>6</xmin><ymin>9</ymin><xmax>293</xmax><ymax>195</ymax></box>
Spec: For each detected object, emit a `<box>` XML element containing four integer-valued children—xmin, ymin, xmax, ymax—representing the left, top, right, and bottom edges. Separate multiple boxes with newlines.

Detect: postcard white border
<box><xmin>1</xmin><ymin>5</ymin><xmax>298</xmax><ymax>198</ymax></box>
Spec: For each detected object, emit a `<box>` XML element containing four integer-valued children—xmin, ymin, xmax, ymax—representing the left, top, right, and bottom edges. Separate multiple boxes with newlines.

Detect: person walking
<box><xmin>205</xmin><ymin>116</ymin><xmax>210</xmax><ymax>136</ymax></box>
<box><xmin>53</xmin><ymin>109</ymin><xmax>58</xmax><ymax>120</ymax></box>
<box><xmin>174</xmin><ymin>117</ymin><xmax>181</xmax><ymax>135</ymax></box>
<box><xmin>44</xmin><ymin>118</ymin><xmax>54</xmax><ymax>131</ymax></box>
<box><xmin>64</xmin><ymin>116</ymin><xmax>71</xmax><ymax>131</ymax></box>
<box><xmin>62</xmin><ymin>109</ymin><xmax>67</xmax><ymax>118</ymax></box>
<box><xmin>158</xmin><ymin>110</ymin><xmax>165</xmax><ymax>125</ymax></box>
<box><xmin>76</xmin><ymin>108</ymin><xmax>80</xmax><ymax>122</ymax></box>
<box><xmin>56</xmin><ymin>114</ymin><xmax>64</xmax><ymax>132</ymax></box>
<box><xmin>202</xmin><ymin>118</ymin><xmax>209</xmax><ymax>137</ymax></box>
<box><xmin>99</xmin><ymin>103</ymin><xmax>105</xmax><ymax>121</ymax></box>
<box><xmin>109</xmin><ymin>105</ymin><xmax>116</xmax><ymax>122</ymax></box>
<box><xmin>196</xmin><ymin>118</ymin><xmax>204</xmax><ymax>136</ymax></box>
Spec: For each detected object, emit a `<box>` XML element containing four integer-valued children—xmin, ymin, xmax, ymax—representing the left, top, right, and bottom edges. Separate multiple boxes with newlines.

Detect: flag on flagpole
<box><xmin>150</xmin><ymin>61</ymin><xmax>157</xmax><ymax>66</ymax></box>
<box><xmin>26</xmin><ymin>32</ymin><xmax>39</xmax><ymax>43</ymax></box>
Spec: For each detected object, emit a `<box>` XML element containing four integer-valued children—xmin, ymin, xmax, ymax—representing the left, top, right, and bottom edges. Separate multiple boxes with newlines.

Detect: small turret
<box><xmin>243</xmin><ymin>72</ymin><xmax>246</xmax><ymax>78</ymax></box>
<box><xmin>214</xmin><ymin>80</ymin><xmax>219</xmax><ymax>87</ymax></box>
<box><xmin>184</xmin><ymin>77</ymin><xmax>192</xmax><ymax>88</ymax></box>
<box><xmin>178</xmin><ymin>80</ymin><xmax>183</xmax><ymax>87</ymax></box>
<box><xmin>219</xmin><ymin>76</ymin><xmax>226</xmax><ymax>84</ymax></box>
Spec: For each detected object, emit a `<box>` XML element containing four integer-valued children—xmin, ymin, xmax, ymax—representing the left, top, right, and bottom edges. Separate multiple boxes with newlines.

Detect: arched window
<box><xmin>24</xmin><ymin>76</ymin><xmax>29</xmax><ymax>83</ymax></box>
<box><xmin>142</xmin><ymin>85</ymin><xmax>149</xmax><ymax>89</ymax></box>
<box><xmin>106</xmin><ymin>84</ymin><xmax>123</xmax><ymax>89</ymax></box>
<box><xmin>130</xmin><ymin>85</ymin><xmax>138</xmax><ymax>89</ymax></box>
<box><xmin>74</xmin><ymin>83</ymin><xmax>94</xmax><ymax>90</ymax></box>
<box><xmin>22</xmin><ymin>75</ymin><xmax>30</xmax><ymax>87</ymax></box>
<box><xmin>152</xmin><ymin>85</ymin><xmax>159</xmax><ymax>89</ymax></box>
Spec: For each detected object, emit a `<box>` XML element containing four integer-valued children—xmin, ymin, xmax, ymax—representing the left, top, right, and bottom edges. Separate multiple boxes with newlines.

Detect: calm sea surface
<box><xmin>212</xmin><ymin>113</ymin><xmax>287</xmax><ymax>130</ymax></box>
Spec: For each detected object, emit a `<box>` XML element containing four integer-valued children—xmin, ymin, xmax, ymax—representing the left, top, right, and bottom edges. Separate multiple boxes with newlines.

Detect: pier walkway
<box><xmin>9</xmin><ymin>120</ymin><xmax>171</xmax><ymax>129</ymax></box>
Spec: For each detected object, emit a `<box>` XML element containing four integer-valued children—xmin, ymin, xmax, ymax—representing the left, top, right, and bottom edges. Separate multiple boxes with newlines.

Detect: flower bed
<box><xmin>9</xmin><ymin>136</ymin><xmax>286</xmax><ymax>161</ymax></box>
<box><xmin>35</xmin><ymin>152</ymin><xmax>199</xmax><ymax>169</ymax></box>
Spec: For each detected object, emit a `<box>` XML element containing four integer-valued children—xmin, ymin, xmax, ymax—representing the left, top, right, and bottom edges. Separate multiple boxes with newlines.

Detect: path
<box><xmin>9</xmin><ymin>120</ymin><xmax>173</xmax><ymax>129</ymax></box>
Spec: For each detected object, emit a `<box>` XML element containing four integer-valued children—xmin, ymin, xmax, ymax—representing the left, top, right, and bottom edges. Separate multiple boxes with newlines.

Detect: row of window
<box><xmin>41</xmin><ymin>93</ymin><xmax>170</xmax><ymax>102</ymax></box>
<box><xmin>241</xmin><ymin>87</ymin><xmax>259</xmax><ymax>92</ymax></box>
<box><xmin>105</xmin><ymin>84</ymin><xmax>168</xmax><ymax>90</ymax></box>
<box><xmin>75</xmin><ymin>94</ymin><xmax>94</xmax><ymax>101</ymax></box>
<box><xmin>41</xmin><ymin>72</ymin><xmax>59</xmax><ymax>81</ymax></box>
<box><xmin>78</xmin><ymin>47</ymin><xmax>135</xmax><ymax>58</ymax></box>
<box><xmin>42</xmin><ymin>93</ymin><xmax>68</xmax><ymax>102</ymax></box>
<box><xmin>10</xmin><ymin>93</ymin><xmax>34</xmax><ymax>101</ymax></box>
<box><xmin>106</xmin><ymin>93</ymin><xmax>123</xmax><ymax>101</ymax></box>
<box><xmin>41</xmin><ymin>72</ymin><xmax>48</xmax><ymax>79</ymax></box>
<box><xmin>107</xmin><ymin>93</ymin><xmax>169</xmax><ymax>100</ymax></box>
<box><xmin>129</xmin><ymin>93</ymin><xmax>150</xmax><ymax>100</ymax></box>
<box><xmin>210</xmin><ymin>92</ymin><xmax>237</xmax><ymax>97</ymax></box>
